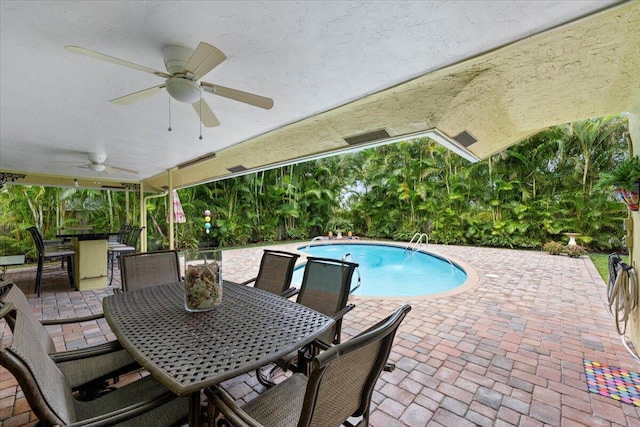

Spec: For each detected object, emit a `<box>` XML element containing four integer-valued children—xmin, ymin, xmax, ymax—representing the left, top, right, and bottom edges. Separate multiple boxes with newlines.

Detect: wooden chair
<box><xmin>0</xmin><ymin>302</ymin><xmax>188</xmax><ymax>426</ymax></box>
<box><xmin>119</xmin><ymin>249</ymin><xmax>181</xmax><ymax>292</ymax></box>
<box><xmin>207</xmin><ymin>304</ymin><xmax>412</xmax><ymax>427</ymax></box>
<box><xmin>238</xmin><ymin>249</ymin><xmax>300</xmax><ymax>298</ymax></box>
<box><xmin>256</xmin><ymin>256</ymin><xmax>359</xmax><ymax>387</ymax></box>
<box><xmin>0</xmin><ymin>281</ymin><xmax>138</xmax><ymax>398</ymax></box>
<box><xmin>26</xmin><ymin>226</ymin><xmax>75</xmax><ymax>297</ymax></box>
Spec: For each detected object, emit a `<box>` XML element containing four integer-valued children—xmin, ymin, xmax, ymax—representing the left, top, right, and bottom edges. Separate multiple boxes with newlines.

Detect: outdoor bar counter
<box><xmin>57</xmin><ymin>231</ymin><xmax>110</xmax><ymax>291</ymax></box>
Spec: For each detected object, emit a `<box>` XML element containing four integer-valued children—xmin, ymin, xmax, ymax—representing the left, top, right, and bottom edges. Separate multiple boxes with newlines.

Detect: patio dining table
<box><xmin>103</xmin><ymin>281</ymin><xmax>335</xmax><ymax>426</ymax></box>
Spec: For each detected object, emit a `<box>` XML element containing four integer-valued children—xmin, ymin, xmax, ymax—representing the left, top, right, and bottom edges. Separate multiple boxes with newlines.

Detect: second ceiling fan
<box><xmin>65</xmin><ymin>42</ymin><xmax>274</xmax><ymax>127</ymax></box>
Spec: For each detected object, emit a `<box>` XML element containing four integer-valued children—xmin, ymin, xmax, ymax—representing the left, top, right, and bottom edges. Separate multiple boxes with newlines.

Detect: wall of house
<box><xmin>628</xmin><ymin>99</ymin><xmax>639</xmax><ymax>350</ymax></box>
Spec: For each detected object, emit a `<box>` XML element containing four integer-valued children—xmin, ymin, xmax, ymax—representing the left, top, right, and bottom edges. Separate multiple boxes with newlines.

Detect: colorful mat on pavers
<box><xmin>583</xmin><ymin>359</ymin><xmax>640</xmax><ymax>407</ymax></box>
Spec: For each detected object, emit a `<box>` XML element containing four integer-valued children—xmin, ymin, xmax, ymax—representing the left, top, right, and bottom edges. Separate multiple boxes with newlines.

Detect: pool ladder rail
<box><xmin>405</xmin><ymin>233</ymin><xmax>459</xmax><ymax>271</ymax></box>
<box><xmin>305</xmin><ymin>236</ymin><xmax>327</xmax><ymax>249</ymax></box>
<box><xmin>405</xmin><ymin>233</ymin><xmax>429</xmax><ymax>251</ymax></box>
<box><xmin>342</xmin><ymin>253</ymin><xmax>362</xmax><ymax>294</ymax></box>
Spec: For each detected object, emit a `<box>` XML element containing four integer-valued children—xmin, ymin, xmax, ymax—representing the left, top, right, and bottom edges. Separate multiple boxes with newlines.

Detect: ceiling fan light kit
<box><xmin>88</xmin><ymin>163</ymin><xmax>107</xmax><ymax>172</ymax></box>
<box><xmin>165</xmin><ymin>77</ymin><xmax>201</xmax><ymax>103</ymax></box>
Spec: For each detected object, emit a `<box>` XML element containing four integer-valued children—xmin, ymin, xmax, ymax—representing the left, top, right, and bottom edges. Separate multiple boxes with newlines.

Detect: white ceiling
<box><xmin>0</xmin><ymin>0</ymin><xmax>630</xmax><ymax>188</ymax></box>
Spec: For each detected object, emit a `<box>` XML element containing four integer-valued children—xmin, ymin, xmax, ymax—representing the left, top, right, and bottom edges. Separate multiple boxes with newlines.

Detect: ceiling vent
<box><xmin>227</xmin><ymin>165</ymin><xmax>247</xmax><ymax>173</ymax></box>
<box><xmin>177</xmin><ymin>153</ymin><xmax>216</xmax><ymax>169</ymax></box>
<box><xmin>344</xmin><ymin>129</ymin><xmax>390</xmax><ymax>146</ymax></box>
<box><xmin>453</xmin><ymin>130</ymin><xmax>477</xmax><ymax>147</ymax></box>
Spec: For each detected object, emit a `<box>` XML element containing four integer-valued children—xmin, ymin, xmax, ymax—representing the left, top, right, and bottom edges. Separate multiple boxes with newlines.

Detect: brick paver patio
<box><xmin>1</xmin><ymin>242</ymin><xmax>639</xmax><ymax>426</ymax></box>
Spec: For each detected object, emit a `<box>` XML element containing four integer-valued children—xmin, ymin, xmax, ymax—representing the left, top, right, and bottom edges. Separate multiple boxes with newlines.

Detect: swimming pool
<box><xmin>293</xmin><ymin>243</ymin><xmax>467</xmax><ymax>297</ymax></box>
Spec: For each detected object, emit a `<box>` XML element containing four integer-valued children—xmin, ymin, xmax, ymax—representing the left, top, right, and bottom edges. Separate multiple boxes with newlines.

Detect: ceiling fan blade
<box><xmin>65</xmin><ymin>46</ymin><xmax>172</xmax><ymax>78</ymax></box>
<box><xmin>105</xmin><ymin>165</ymin><xmax>139</xmax><ymax>175</ymax></box>
<box><xmin>183</xmin><ymin>42</ymin><xmax>226</xmax><ymax>80</ymax></box>
<box><xmin>201</xmin><ymin>82</ymin><xmax>274</xmax><ymax>110</ymax></box>
<box><xmin>110</xmin><ymin>85</ymin><xmax>166</xmax><ymax>105</ymax></box>
<box><xmin>192</xmin><ymin>99</ymin><xmax>220</xmax><ymax>128</ymax></box>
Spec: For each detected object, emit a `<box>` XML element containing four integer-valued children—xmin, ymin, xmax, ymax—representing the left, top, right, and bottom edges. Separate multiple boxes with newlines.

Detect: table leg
<box><xmin>189</xmin><ymin>391</ymin><xmax>201</xmax><ymax>426</ymax></box>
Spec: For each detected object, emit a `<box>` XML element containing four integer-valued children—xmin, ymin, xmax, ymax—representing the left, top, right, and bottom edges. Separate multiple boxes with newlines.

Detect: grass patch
<box><xmin>589</xmin><ymin>253</ymin><xmax>629</xmax><ymax>282</ymax></box>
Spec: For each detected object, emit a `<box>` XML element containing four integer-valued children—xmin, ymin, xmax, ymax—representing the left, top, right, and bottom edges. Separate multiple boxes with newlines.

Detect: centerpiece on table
<box><xmin>597</xmin><ymin>156</ymin><xmax>640</xmax><ymax>211</ymax></box>
<box><xmin>184</xmin><ymin>249</ymin><xmax>222</xmax><ymax>312</ymax></box>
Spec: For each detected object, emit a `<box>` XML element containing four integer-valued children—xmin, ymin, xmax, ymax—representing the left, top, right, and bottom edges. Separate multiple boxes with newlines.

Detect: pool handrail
<box><xmin>405</xmin><ymin>234</ymin><xmax>459</xmax><ymax>271</ymax></box>
<box><xmin>342</xmin><ymin>253</ymin><xmax>362</xmax><ymax>294</ymax></box>
<box><xmin>305</xmin><ymin>236</ymin><xmax>327</xmax><ymax>250</ymax></box>
<box><xmin>405</xmin><ymin>233</ymin><xmax>429</xmax><ymax>251</ymax></box>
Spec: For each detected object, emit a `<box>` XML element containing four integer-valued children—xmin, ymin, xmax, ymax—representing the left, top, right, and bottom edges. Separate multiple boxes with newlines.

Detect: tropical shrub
<box><xmin>0</xmin><ymin>116</ymin><xmax>630</xmax><ymax>253</ymax></box>
<box><xmin>543</xmin><ymin>241</ymin><xmax>564</xmax><ymax>255</ymax></box>
<box><xmin>564</xmin><ymin>244</ymin><xmax>588</xmax><ymax>258</ymax></box>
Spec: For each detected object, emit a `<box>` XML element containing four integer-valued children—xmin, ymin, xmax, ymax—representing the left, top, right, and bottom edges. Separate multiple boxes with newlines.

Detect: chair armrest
<box><xmin>237</xmin><ymin>277</ymin><xmax>257</xmax><ymax>286</ymax></box>
<box><xmin>309</xmin><ymin>339</ymin><xmax>331</xmax><ymax>352</ymax></box>
<box><xmin>280</xmin><ymin>287</ymin><xmax>299</xmax><ymax>299</ymax></box>
<box><xmin>205</xmin><ymin>385</ymin><xmax>264</xmax><ymax>427</ymax></box>
<box><xmin>64</xmin><ymin>391</ymin><xmax>178</xmax><ymax>427</ymax></box>
<box><xmin>49</xmin><ymin>340</ymin><xmax>124</xmax><ymax>363</ymax></box>
<box><xmin>331</xmin><ymin>303</ymin><xmax>355</xmax><ymax>322</ymax></box>
<box><xmin>40</xmin><ymin>312</ymin><xmax>104</xmax><ymax>325</ymax></box>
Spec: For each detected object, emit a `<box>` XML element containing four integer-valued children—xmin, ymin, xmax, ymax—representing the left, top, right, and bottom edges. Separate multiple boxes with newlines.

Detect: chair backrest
<box><xmin>126</xmin><ymin>226</ymin><xmax>144</xmax><ymax>249</ymax></box>
<box><xmin>298</xmin><ymin>304</ymin><xmax>411</xmax><ymax>427</ymax></box>
<box><xmin>0</xmin><ymin>281</ymin><xmax>56</xmax><ymax>354</ymax></box>
<box><xmin>296</xmin><ymin>257</ymin><xmax>358</xmax><ymax>345</ymax></box>
<box><xmin>114</xmin><ymin>224</ymin><xmax>131</xmax><ymax>244</ymax></box>
<box><xmin>119</xmin><ymin>249</ymin><xmax>181</xmax><ymax>292</ymax></box>
<box><xmin>0</xmin><ymin>302</ymin><xmax>77</xmax><ymax>425</ymax></box>
<box><xmin>26</xmin><ymin>226</ymin><xmax>45</xmax><ymax>256</ymax></box>
<box><xmin>254</xmin><ymin>250</ymin><xmax>300</xmax><ymax>295</ymax></box>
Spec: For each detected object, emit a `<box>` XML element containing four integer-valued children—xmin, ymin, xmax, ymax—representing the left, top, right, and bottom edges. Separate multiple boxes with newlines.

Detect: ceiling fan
<box><xmin>65</xmin><ymin>42</ymin><xmax>274</xmax><ymax>127</ymax></box>
<box><xmin>65</xmin><ymin>153</ymin><xmax>139</xmax><ymax>175</ymax></box>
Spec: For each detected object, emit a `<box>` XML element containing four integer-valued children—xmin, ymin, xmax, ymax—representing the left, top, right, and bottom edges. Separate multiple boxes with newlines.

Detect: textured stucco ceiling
<box><xmin>1</xmin><ymin>1</ymin><xmax>638</xmax><ymax>191</ymax></box>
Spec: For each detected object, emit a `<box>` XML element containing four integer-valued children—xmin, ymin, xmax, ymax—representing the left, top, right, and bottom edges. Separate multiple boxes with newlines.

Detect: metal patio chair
<box><xmin>108</xmin><ymin>224</ymin><xmax>131</xmax><ymax>248</ymax></box>
<box><xmin>206</xmin><ymin>304</ymin><xmax>412</xmax><ymax>427</ymax></box>
<box><xmin>0</xmin><ymin>281</ymin><xmax>138</xmax><ymax>398</ymax></box>
<box><xmin>26</xmin><ymin>226</ymin><xmax>75</xmax><ymax>297</ymax></box>
<box><xmin>108</xmin><ymin>226</ymin><xmax>144</xmax><ymax>285</ymax></box>
<box><xmin>119</xmin><ymin>249</ymin><xmax>181</xmax><ymax>292</ymax></box>
<box><xmin>0</xmin><ymin>302</ymin><xmax>189</xmax><ymax>426</ymax></box>
<box><xmin>256</xmin><ymin>256</ymin><xmax>359</xmax><ymax>387</ymax></box>
<box><xmin>239</xmin><ymin>249</ymin><xmax>300</xmax><ymax>298</ymax></box>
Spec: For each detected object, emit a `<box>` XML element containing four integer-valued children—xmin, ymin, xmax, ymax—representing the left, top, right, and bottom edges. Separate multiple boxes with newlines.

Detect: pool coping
<box><xmin>290</xmin><ymin>239</ymin><xmax>480</xmax><ymax>301</ymax></box>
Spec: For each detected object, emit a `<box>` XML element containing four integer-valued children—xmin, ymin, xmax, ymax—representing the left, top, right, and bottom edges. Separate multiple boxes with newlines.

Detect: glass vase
<box><xmin>184</xmin><ymin>249</ymin><xmax>222</xmax><ymax>312</ymax></box>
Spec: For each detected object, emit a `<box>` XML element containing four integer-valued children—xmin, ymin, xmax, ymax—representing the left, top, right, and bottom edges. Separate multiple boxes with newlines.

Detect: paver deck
<box><xmin>1</xmin><ymin>242</ymin><xmax>639</xmax><ymax>426</ymax></box>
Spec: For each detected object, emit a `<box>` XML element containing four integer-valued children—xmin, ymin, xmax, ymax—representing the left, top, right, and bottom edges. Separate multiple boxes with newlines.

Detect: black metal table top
<box><xmin>56</xmin><ymin>231</ymin><xmax>115</xmax><ymax>240</ymax></box>
<box><xmin>103</xmin><ymin>281</ymin><xmax>334</xmax><ymax>396</ymax></box>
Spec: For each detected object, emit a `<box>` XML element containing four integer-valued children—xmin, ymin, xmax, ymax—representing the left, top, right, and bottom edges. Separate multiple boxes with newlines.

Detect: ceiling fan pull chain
<box><xmin>199</xmin><ymin>97</ymin><xmax>203</xmax><ymax>140</ymax></box>
<box><xmin>168</xmin><ymin>95</ymin><xmax>172</xmax><ymax>132</ymax></box>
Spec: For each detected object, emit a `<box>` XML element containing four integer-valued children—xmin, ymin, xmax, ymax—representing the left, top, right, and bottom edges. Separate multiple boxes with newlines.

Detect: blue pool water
<box><xmin>293</xmin><ymin>243</ymin><xmax>467</xmax><ymax>297</ymax></box>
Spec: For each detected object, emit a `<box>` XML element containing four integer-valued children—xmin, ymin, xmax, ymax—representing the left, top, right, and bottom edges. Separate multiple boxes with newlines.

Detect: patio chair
<box><xmin>108</xmin><ymin>224</ymin><xmax>131</xmax><ymax>247</ymax></box>
<box><xmin>238</xmin><ymin>249</ymin><xmax>300</xmax><ymax>298</ymax></box>
<box><xmin>256</xmin><ymin>256</ymin><xmax>359</xmax><ymax>387</ymax></box>
<box><xmin>108</xmin><ymin>226</ymin><xmax>144</xmax><ymax>286</ymax></box>
<box><xmin>206</xmin><ymin>304</ymin><xmax>412</xmax><ymax>427</ymax></box>
<box><xmin>0</xmin><ymin>281</ymin><xmax>139</xmax><ymax>398</ymax></box>
<box><xmin>26</xmin><ymin>226</ymin><xmax>75</xmax><ymax>297</ymax></box>
<box><xmin>119</xmin><ymin>249</ymin><xmax>181</xmax><ymax>292</ymax></box>
<box><xmin>0</xmin><ymin>302</ymin><xmax>189</xmax><ymax>426</ymax></box>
